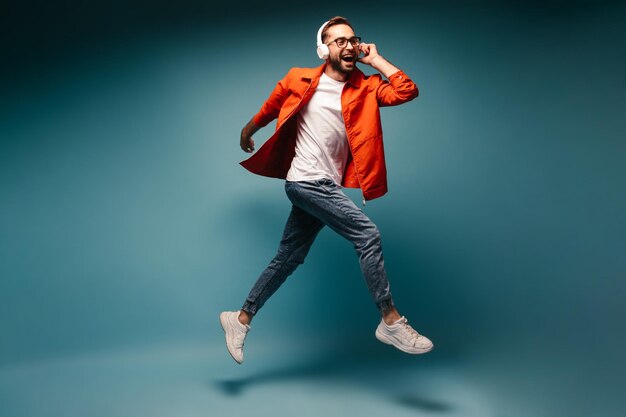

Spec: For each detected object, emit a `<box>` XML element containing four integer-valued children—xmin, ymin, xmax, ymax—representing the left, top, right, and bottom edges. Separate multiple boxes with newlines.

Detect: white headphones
<box><xmin>316</xmin><ymin>20</ymin><xmax>330</xmax><ymax>60</ymax></box>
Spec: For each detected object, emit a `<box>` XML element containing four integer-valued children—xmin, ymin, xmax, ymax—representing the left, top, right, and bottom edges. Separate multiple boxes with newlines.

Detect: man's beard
<box><xmin>329</xmin><ymin>53</ymin><xmax>356</xmax><ymax>75</ymax></box>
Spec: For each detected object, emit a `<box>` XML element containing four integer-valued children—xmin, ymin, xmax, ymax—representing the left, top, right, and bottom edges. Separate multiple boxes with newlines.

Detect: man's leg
<box><xmin>241</xmin><ymin>202</ymin><xmax>324</xmax><ymax>318</ymax></box>
<box><xmin>285</xmin><ymin>179</ymin><xmax>434</xmax><ymax>354</ymax></box>
<box><xmin>285</xmin><ymin>179</ymin><xmax>393</xmax><ymax>312</ymax></box>
<box><xmin>220</xmin><ymin>191</ymin><xmax>324</xmax><ymax>364</ymax></box>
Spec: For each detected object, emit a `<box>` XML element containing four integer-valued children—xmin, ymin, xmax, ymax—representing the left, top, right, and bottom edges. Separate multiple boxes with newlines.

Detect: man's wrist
<box><xmin>368</xmin><ymin>55</ymin><xmax>383</xmax><ymax>70</ymax></box>
<box><xmin>370</xmin><ymin>55</ymin><xmax>383</xmax><ymax>66</ymax></box>
<box><xmin>242</xmin><ymin>119</ymin><xmax>259</xmax><ymax>137</ymax></box>
<box><xmin>369</xmin><ymin>55</ymin><xmax>400</xmax><ymax>78</ymax></box>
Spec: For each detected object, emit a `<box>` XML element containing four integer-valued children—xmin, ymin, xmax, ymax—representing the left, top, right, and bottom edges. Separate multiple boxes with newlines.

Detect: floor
<box><xmin>1</xmin><ymin>334</ymin><xmax>612</xmax><ymax>417</ymax></box>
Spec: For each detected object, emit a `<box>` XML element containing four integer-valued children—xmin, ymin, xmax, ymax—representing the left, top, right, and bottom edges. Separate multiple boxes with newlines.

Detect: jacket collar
<box><xmin>301</xmin><ymin>63</ymin><xmax>364</xmax><ymax>88</ymax></box>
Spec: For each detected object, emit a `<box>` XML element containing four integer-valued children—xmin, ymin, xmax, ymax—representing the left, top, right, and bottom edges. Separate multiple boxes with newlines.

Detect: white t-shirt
<box><xmin>286</xmin><ymin>73</ymin><xmax>349</xmax><ymax>185</ymax></box>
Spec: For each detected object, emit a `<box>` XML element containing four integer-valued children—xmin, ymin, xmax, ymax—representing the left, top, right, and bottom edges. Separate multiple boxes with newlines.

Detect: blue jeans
<box><xmin>241</xmin><ymin>179</ymin><xmax>394</xmax><ymax>315</ymax></box>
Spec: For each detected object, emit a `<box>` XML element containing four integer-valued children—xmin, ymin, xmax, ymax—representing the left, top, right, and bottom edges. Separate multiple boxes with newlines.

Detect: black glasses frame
<box><xmin>326</xmin><ymin>36</ymin><xmax>362</xmax><ymax>48</ymax></box>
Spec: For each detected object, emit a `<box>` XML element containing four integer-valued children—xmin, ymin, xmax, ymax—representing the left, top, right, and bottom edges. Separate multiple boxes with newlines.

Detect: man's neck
<box><xmin>324</xmin><ymin>66</ymin><xmax>350</xmax><ymax>82</ymax></box>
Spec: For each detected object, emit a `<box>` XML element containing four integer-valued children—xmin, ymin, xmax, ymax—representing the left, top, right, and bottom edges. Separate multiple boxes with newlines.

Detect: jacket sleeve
<box><xmin>252</xmin><ymin>70</ymin><xmax>292</xmax><ymax>127</ymax></box>
<box><xmin>375</xmin><ymin>70</ymin><xmax>419</xmax><ymax>107</ymax></box>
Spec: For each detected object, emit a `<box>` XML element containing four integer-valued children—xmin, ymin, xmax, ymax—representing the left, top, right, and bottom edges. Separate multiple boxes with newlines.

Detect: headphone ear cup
<box><xmin>317</xmin><ymin>44</ymin><xmax>329</xmax><ymax>60</ymax></box>
<box><xmin>316</xmin><ymin>20</ymin><xmax>330</xmax><ymax>60</ymax></box>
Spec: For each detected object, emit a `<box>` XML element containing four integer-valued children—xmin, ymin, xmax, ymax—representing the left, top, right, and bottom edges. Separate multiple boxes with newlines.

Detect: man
<box><xmin>220</xmin><ymin>16</ymin><xmax>433</xmax><ymax>364</ymax></box>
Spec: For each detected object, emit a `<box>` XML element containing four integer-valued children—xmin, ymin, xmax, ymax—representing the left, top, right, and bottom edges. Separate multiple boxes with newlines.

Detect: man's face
<box><xmin>325</xmin><ymin>24</ymin><xmax>358</xmax><ymax>75</ymax></box>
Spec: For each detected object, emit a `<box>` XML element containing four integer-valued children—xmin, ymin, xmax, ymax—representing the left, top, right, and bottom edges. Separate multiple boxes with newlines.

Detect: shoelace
<box><xmin>233</xmin><ymin>325</ymin><xmax>249</xmax><ymax>349</ymax></box>
<box><xmin>233</xmin><ymin>333</ymin><xmax>245</xmax><ymax>348</ymax></box>
<box><xmin>399</xmin><ymin>317</ymin><xmax>422</xmax><ymax>344</ymax></box>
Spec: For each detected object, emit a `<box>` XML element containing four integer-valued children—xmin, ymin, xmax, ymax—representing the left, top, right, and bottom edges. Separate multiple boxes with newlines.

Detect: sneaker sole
<box><xmin>219</xmin><ymin>312</ymin><xmax>243</xmax><ymax>364</ymax></box>
<box><xmin>375</xmin><ymin>327</ymin><xmax>434</xmax><ymax>355</ymax></box>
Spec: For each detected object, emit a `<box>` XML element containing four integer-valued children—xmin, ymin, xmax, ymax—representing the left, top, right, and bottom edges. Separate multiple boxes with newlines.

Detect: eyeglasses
<box><xmin>326</xmin><ymin>36</ymin><xmax>361</xmax><ymax>49</ymax></box>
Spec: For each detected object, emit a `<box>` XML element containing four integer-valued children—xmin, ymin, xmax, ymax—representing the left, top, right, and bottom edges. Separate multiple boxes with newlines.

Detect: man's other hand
<box><xmin>240</xmin><ymin>134</ymin><xmax>255</xmax><ymax>153</ymax></box>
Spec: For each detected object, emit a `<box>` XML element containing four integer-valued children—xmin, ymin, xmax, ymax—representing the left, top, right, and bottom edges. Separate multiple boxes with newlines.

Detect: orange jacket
<box><xmin>240</xmin><ymin>63</ymin><xmax>418</xmax><ymax>201</ymax></box>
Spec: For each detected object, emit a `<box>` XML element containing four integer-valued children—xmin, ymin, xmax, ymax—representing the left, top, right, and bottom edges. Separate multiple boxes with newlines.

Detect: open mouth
<box><xmin>341</xmin><ymin>55</ymin><xmax>356</xmax><ymax>63</ymax></box>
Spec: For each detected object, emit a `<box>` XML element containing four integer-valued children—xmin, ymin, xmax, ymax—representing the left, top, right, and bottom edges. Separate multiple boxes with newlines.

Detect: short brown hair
<box><xmin>321</xmin><ymin>16</ymin><xmax>353</xmax><ymax>43</ymax></box>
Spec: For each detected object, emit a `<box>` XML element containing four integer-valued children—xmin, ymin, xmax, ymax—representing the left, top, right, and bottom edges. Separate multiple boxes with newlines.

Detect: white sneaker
<box><xmin>219</xmin><ymin>311</ymin><xmax>250</xmax><ymax>364</ymax></box>
<box><xmin>375</xmin><ymin>316</ymin><xmax>434</xmax><ymax>354</ymax></box>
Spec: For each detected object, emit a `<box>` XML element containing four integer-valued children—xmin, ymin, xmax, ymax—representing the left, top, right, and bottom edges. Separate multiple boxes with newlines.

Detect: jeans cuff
<box><xmin>377</xmin><ymin>297</ymin><xmax>395</xmax><ymax>313</ymax></box>
<box><xmin>241</xmin><ymin>302</ymin><xmax>257</xmax><ymax>316</ymax></box>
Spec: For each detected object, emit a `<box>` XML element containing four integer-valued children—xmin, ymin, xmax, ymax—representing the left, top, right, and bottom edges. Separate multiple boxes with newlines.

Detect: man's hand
<box><xmin>240</xmin><ymin>132</ymin><xmax>255</xmax><ymax>153</ymax></box>
<box><xmin>358</xmin><ymin>43</ymin><xmax>400</xmax><ymax>79</ymax></box>
<box><xmin>240</xmin><ymin>118</ymin><xmax>260</xmax><ymax>153</ymax></box>
<box><xmin>357</xmin><ymin>43</ymin><xmax>380</xmax><ymax>66</ymax></box>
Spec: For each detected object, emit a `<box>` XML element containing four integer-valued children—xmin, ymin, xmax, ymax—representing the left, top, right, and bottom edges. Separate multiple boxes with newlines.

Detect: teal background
<box><xmin>1</xmin><ymin>1</ymin><xmax>625</xmax><ymax>416</ymax></box>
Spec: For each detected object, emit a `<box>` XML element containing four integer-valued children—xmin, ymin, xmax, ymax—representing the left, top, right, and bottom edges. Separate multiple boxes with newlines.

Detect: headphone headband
<box><xmin>317</xmin><ymin>20</ymin><xmax>329</xmax><ymax>46</ymax></box>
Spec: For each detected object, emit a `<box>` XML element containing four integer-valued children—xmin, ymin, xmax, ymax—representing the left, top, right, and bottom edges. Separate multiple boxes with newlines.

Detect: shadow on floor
<box><xmin>211</xmin><ymin>355</ymin><xmax>456</xmax><ymax>413</ymax></box>
<box><xmin>214</xmin><ymin>359</ymin><xmax>335</xmax><ymax>396</ymax></box>
<box><xmin>394</xmin><ymin>393</ymin><xmax>455</xmax><ymax>412</ymax></box>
